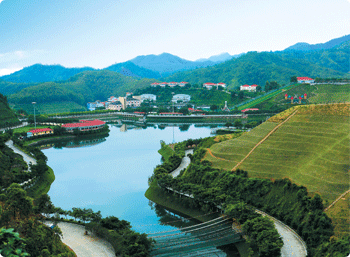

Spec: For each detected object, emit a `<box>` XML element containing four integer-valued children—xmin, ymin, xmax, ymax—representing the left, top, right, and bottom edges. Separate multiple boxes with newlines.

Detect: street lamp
<box><xmin>32</xmin><ymin>102</ymin><xmax>36</xmax><ymax>129</ymax></box>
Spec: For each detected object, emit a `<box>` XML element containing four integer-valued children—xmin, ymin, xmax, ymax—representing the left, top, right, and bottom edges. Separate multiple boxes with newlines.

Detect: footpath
<box><xmin>170</xmin><ymin>146</ymin><xmax>307</xmax><ymax>257</ymax></box>
<box><xmin>44</xmin><ymin>222</ymin><xmax>115</xmax><ymax>257</ymax></box>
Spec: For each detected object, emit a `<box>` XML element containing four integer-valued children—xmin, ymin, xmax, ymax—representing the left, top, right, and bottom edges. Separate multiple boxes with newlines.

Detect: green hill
<box><xmin>105</xmin><ymin>61</ymin><xmax>161</xmax><ymax>79</ymax></box>
<box><xmin>0</xmin><ymin>93</ymin><xmax>20</xmax><ymax>128</ymax></box>
<box><xmin>8</xmin><ymin>70</ymin><xmax>157</xmax><ymax>114</ymax></box>
<box><xmin>164</xmin><ymin>48</ymin><xmax>348</xmax><ymax>89</ymax></box>
<box><xmin>205</xmin><ymin>103</ymin><xmax>350</xmax><ymax>236</ymax></box>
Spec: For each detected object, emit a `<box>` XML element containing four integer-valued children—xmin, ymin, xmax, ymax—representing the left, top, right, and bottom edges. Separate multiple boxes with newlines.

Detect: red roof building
<box><xmin>62</xmin><ymin>120</ymin><xmax>106</xmax><ymax>132</ymax></box>
<box><xmin>297</xmin><ymin>77</ymin><xmax>314</xmax><ymax>83</ymax></box>
<box><xmin>241</xmin><ymin>108</ymin><xmax>259</xmax><ymax>113</ymax></box>
<box><xmin>27</xmin><ymin>128</ymin><xmax>53</xmax><ymax>137</ymax></box>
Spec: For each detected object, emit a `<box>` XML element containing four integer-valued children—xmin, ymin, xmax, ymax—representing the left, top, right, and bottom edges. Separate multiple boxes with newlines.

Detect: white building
<box><xmin>297</xmin><ymin>77</ymin><xmax>314</xmax><ymax>84</ymax></box>
<box><xmin>172</xmin><ymin>94</ymin><xmax>191</xmax><ymax>102</ymax></box>
<box><xmin>240</xmin><ymin>84</ymin><xmax>258</xmax><ymax>92</ymax></box>
<box><xmin>108</xmin><ymin>96</ymin><xmax>118</xmax><ymax>102</ymax></box>
<box><xmin>140</xmin><ymin>94</ymin><xmax>156</xmax><ymax>102</ymax></box>
<box><xmin>107</xmin><ymin>101</ymin><xmax>122</xmax><ymax>111</ymax></box>
<box><xmin>203</xmin><ymin>82</ymin><xmax>226</xmax><ymax>90</ymax></box>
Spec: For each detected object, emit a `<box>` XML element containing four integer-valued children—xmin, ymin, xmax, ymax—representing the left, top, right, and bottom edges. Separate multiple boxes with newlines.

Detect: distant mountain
<box><xmin>284</xmin><ymin>34</ymin><xmax>350</xmax><ymax>52</ymax></box>
<box><xmin>196</xmin><ymin>52</ymin><xmax>244</xmax><ymax>63</ymax></box>
<box><xmin>105</xmin><ymin>61</ymin><xmax>161</xmax><ymax>79</ymax></box>
<box><xmin>129</xmin><ymin>53</ymin><xmax>216</xmax><ymax>75</ymax></box>
<box><xmin>0</xmin><ymin>64</ymin><xmax>95</xmax><ymax>83</ymax></box>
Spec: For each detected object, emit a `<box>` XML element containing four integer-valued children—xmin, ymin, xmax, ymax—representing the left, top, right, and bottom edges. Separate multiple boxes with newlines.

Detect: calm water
<box><xmin>43</xmin><ymin>124</ymin><xmax>213</xmax><ymax>234</ymax></box>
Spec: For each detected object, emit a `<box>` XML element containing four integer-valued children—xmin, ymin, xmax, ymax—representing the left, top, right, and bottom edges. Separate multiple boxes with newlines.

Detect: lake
<box><xmin>43</xmin><ymin>124</ymin><xmax>215</xmax><ymax>234</ymax></box>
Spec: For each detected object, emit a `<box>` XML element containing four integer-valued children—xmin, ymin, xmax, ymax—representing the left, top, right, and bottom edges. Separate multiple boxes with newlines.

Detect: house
<box><xmin>297</xmin><ymin>77</ymin><xmax>314</xmax><ymax>84</ymax></box>
<box><xmin>160</xmin><ymin>82</ymin><xmax>167</xmax><ymax>88</ymax></box>
<box><xmin>151</xmin><ymin>82</ymin><xmax>160</xmax><ymax>87</ymax></box>
<box><xmin>240</xmin><ymin>85</ymin><xmax>258</xmax><ymax>92</ymax></box>
<box><xmin>203</xmin><ymin>83</ymin><xmax>216</xmax><ymax>90</ymax></box>
<box><xmin>27</xmin><ymin>128</ymin><xmax>53</xmax><ymax>138</ymax></box>
<box><xmin>168</xmin><ymin>82</ymin><xmax>177</xmax><ymax>88</ymax></box>
<box><xmin>107</xmin><ymin>101</ymin><xmax>122</xmax><ymax>111</ymax></box>
<box><xmin>61</xmin><ymin>120</ymin><xmax>106</xmax><ymax>133</ymax></box>
<box><xmin>172</xmin><ymin>94</ymin><xmax>191</xmax><ymax>103</ymax></box>
<box><xmin>178</xmin><ymin>82</ymin><xmax>188</xmax><ymax>87</ymax></box>
<box><xmin>217</xmin><ymin>83</ymin><xmax>227</xmax><ymax>89</ymax></box>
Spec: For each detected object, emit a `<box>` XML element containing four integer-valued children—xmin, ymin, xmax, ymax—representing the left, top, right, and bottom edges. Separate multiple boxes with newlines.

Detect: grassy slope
<box><xmin>205</xmin><ymin>104</ymin><xmax>350</xmax><ymax>236</ymax></box>
<box><xmin>325</xmin><ymin>193</ymin><xmax>350</xmax><ymax>237</ymax></box>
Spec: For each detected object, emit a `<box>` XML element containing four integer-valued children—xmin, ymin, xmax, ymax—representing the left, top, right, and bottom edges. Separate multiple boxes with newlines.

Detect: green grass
<box><xmin>205</xmin><ymin>104</ymin><xmax>350</xmax><ymax>236</ymax></box>
<box><xmin>326</xmin><ymin>193</ymin><xmax>350</xmax><ymax>238</ymax></box>
<box><xmin>11</xmin><ymin>101</ymin><xmax>86</xmax><ymax>115</ymax></box>
<box><xmin>27</xmin><ymin>167</ymin><xmax>55</xmax><ymax>199</ymax></box>
<box><xmin>238</xmin><ymin>84</ymin><xmax>298</xmax><ymax>110</ymax></box>
<box><xmin>13</xmin><ymin>125</ymin><xmax>53</xmax><ymax>134</ymax></box>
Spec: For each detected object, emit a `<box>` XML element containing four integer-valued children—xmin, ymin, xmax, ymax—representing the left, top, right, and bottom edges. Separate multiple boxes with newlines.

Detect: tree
<box><xmin>225</xmin><ymin>122</ymin><xmax>233</xmax><ymax>128</ymax></box>
<box><xmin>234</xmin><ymin>119</ymin><xmax>242</xmax><ymax>129</ymax></box>
<box><xmin>238</xmin><ymin>91</ymin><xmax>244</xmax><ymax>99</ymax></box>
<box><xmin>290</xmin><ymin>76</ymin><xmax>297</xmax><ymax>83</ymax></box>
<box><xmin>5</xmin><ymin>183</ymin><xmax>33</xmax><ymax>219</ymax></box>
<box><xmin>0</xmin><ymin>228</ymin><xmax>30</xmax><ymax>257</ymax></box>
<box><xmin>210</xmin><ymin>105</ymin><xmax>218</xmax><ymax>111</ymax></box>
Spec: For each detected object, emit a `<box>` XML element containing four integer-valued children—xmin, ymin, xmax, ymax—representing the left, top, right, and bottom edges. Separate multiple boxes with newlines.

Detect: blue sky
<box><xmin>0</xmin><ymin>0</ymin><xmax>349</xmax><ymax>75</ymax></box>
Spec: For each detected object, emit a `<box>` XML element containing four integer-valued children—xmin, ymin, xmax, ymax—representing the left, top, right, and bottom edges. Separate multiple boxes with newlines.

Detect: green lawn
<box><xmin>205</xmin><ymin>104</ymin><xmax>350</xmax><ymax>236</ymax></box>
<box><xmin>11</xmin><ymin>101</ymin><xmax>86</xmax><ymax>115</ymax></box>
<box><xmin>326</xmin><ymin>193</ymin><xmax>350</xmax><ymax>237</ymax></box>
<box><xmin>308</xmin><ymin>84</ymin><xmax>350</xmax><ymax>104</ymax></box>
<box><xmin>13</xmin><ymin>125</ymin><xmax>52</xmax><ymax>134</ymax></box>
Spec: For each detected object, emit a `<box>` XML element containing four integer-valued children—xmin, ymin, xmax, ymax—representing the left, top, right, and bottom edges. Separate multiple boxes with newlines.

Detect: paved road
<box><xmin>44</xmin><ymin>222</ymin><xmax>115</xmax><ymax>257</ymax></box>
<box><xmin>5</xmin><ymin>140</ymin><xmax>37</xmax><ymax>166</ymax></box>
<box><xmin>170</xmin><ymin>149</ymin><xmax>193</xmax><ymax>177</ymax></box>
<box><xmin>256</xmin><ymin>210</ymin><xmax>307</xmax><ymax>257</ymax></box>
<box><xmin>170</xmin><ymin>148</ymin><xmax>307</xmax><ymax>257</ymax></box>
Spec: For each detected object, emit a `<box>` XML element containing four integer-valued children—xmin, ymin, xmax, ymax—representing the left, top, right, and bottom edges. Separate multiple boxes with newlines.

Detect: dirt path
<box><xmin>231</xmin><ymin>110</ymin><xmax>298</xmax><ymax>171</ymax></box>
<box><xmin>324</xmin><ymin>189</ymin><xmax>350</xmax><ymax>211</ymax></box>
<box><xmin>206</xmin><ymin>148</ymin><xmax>230</xmax><ymax>161</ymax></box>
<box><xmin>44</xmin><ymin>222</ymin><xmax>115</xmax><ymax>257</ymax></box>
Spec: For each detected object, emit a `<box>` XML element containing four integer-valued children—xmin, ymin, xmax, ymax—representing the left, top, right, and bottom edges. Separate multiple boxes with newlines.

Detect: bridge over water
<box><xmin>148</xmin><ymin>216</ymin><xmax>244</xmax><ymax>256</ymax></box>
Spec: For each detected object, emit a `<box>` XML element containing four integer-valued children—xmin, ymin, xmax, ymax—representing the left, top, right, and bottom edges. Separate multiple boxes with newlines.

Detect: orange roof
<box><xmin>62</xmin><ymin>120</ymin><xmax>105</xmax><ymax>128</ymax></box>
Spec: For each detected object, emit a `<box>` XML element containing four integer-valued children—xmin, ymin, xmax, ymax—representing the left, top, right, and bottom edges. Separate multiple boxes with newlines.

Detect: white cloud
<box><xmin>0</xmin><ymin>67</ymin><xmax>22</xmax><ymax>76</ymax></box>
<box><xmin>0</xmin><ymin>0</ymin><xmax>4</xmax><ymax>4</ymax></box>
<box><xmin>0</xmin><ymin>49</ymin><xmax>46</xmax><ymax>64</ymax></box>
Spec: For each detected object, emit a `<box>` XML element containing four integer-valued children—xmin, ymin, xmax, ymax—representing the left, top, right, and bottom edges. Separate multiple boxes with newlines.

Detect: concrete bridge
<box><xmin>148</xmin><ymin>216</ymin><xmax>243</xmax><ymax>256</ymax></box>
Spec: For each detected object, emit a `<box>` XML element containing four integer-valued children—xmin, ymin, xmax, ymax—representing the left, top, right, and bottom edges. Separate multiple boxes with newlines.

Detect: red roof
<box><xmin>62</xmin><ymin>120</ymin><xmax>105</xmax><ymax>128</ymax></box>
<box><xmin>297</xmin><ymin>77</ymin><xmax>313</xmax><ymax>81</ymax></box>
<box><xmin>241</xmin><ymin>108</ymin><xmax>259</xmax><ymax>113</ymax></box>
<box><xmin>159</xmin><ymin>112</ymin><xmax>183</xmax><ymax>115</ymax></box>
<box><xmin>180</xmin><ymin>81</ymin><xmax>188</xmax><ymax>83</ymax></box>
<box><xmin>134</xmin><ymin>111</ymin><xmax>145</xmax><ymax>114</ymax></box>
<box><xmin>251</xmin><ymin>84</ymin><xmax>258</xmax><ymax>87</ymax></box>
<box><xmin>217</xmin><ymin>83</ymin><xmax>226</xmax><ymax>85</ymax></box>
<box><xmin>28</xmin><ymin>128</ymin><xmax>53</xmax><ymax>133</ymax></box>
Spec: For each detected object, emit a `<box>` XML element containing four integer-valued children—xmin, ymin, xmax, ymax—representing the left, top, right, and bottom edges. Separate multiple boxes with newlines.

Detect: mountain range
<box><xmin>0</xmin><ymin>34</ymin><xmax>348</xmax><ymax>114</ymax></box>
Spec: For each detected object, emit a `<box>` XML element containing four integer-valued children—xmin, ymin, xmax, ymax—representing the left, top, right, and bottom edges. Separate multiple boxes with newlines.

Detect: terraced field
<box><xmin>206</xmin><ymin>104</ymin><xmax>350</xmax><ymax>235</ymax></box>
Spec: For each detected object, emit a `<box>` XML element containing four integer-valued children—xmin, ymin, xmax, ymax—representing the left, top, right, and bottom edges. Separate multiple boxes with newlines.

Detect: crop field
<box><xmin>326</xmin><ymin>193</ymin><xmax>350</xmax><ymax>237</ymax></box>
<box><xmin>307</xmin><ymin>84</ymin><xmax>350</xmax><ymax>104</ymax></box>
<box><xmin>11</xmin><ymin>101</ymin><xmax>86</xmax><ymax>114</ymax></box>
<box><xmin>206</xmin><ymin>104</ymin><xmax>350</xmax><ymax>235</ymax></box>
<box><xmin>206</xmin><ymin>104</ymin><xmax>349</xmax><ymax>200</ymax></box>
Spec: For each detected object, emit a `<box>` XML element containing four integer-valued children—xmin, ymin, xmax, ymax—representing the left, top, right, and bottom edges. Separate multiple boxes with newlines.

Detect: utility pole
<box><xmin>32</xmin><ymin>102</ymin><xmax>37</xmax><ymax>129</ymax></box>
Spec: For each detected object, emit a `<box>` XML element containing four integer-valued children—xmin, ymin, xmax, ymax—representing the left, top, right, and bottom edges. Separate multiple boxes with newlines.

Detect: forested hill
<box><xmin>105</xmin><ymin>61</ymin><xmax>162</xmax><ymax>79</ymax></box>
<box><xmin>0</xmin><ymin>93</ymin><xmax>20</xmax><ymax>128</ymax></box>
<box><xmin>8</xmin><ymin>70</ymin><xmax>156</xmax><ymax>106</ymax></box>
<box><xmin>164</xmin><ymin>44</ymin><xmax>348</xmax><ymax>89</ymax></box>
<box><xmin>0</xmin><ymin>64</ymin><xmax>95</xmax><ymax>83</ymax></box>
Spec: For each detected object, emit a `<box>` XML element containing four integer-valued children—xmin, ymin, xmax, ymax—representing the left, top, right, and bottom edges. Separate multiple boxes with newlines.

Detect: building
<box><xmin>203</xmin><ymin>83</ymin><xmax>226</xmax><ymax>90</ymax></box>
<box><xmin>297</xmin><ymin>77</ymin><xmax>314</xmax><ymax>84</ymax></box>
<box><xmin>151</xmin><ymin>82</ymin><xmax>160</xmax><ymax>87</ymax></box>
<box><xmin>27</xmin><ymin>128</ymin><xmax>53</xmax><ymax>138</ymax></box>
<box><xmin>168</xmin><ymin>82</ymin><xmax>177</xmax><ymax>87</ymax></box>
<box><xmin>240</xmin><ymin>84</ymin><xmax>258</xmax><ymax>92</ymax></box>
<box><xmin>172</xmin><ymin>94</ymin><xmax>191</xmax><ymax>103</ymax></box>
<box><xmin>108</xmin><ymin>96</ymin><xmax>118</xmax><ymax>102</ymax></box>
<box><xmin>139</xmin><ymin>94</ymin><xmax>156</xmax><ymax>102</ymax></box>
<box><xmin>125</xmin><ymin>96</ymin><xmax>141</xmax><ymax>108</ymax></box>
<box><xmin>87</xmin><ymin>100</ymin><xmax>105</xmax><ymax>111</ymax></box>
<box><xmin>107</xmin><ymin>101</ymin><xmax>122</xmax><ymax>111</ymax></box>
<box><xmin>61</xmin><ymin>120</ymin><xmax>106</xmax><ymax>133</ymax></box>
<box><xmin>178</xmin><ymin>82</ymin><xmax>188</xmax><ymax>87</ymax></box>
<box><xmin>241</xmin><ymin>108</ymin><xmax>259</xmax><ymax>113</ymax></box>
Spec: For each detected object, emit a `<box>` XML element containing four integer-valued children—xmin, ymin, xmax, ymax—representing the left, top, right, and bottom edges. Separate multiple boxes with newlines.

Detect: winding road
<box><xmin>170</xmin><ymin>147</ymin><xmax>307</xmax><ymax>257</ymax></box>
<box><xmin>5</xmin><ymin>140</ymin><xmax>37</xmax><ymax>166</ymax></box>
